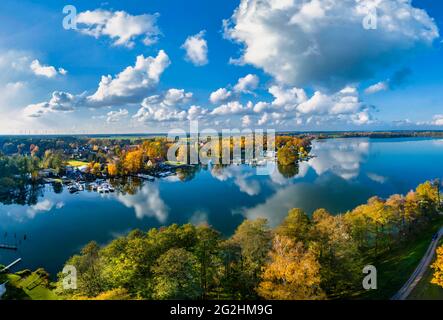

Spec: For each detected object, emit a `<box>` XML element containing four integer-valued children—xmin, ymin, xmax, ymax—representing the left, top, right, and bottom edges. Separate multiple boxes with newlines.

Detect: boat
<box><xmin>67</xmin><ymin>185</ymin><xmax>78</xmax><ymax>193</ymax></box>
<box><xmin>137</xmin><ymin>173</ymin><xmax>155</xmax><ymax>181</ymax></box>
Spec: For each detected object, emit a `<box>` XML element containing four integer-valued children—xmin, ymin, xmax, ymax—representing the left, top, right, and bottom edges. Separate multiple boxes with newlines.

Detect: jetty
<box><xmin>0</xmin><ymin>244</ymin><xmax>18</xmax><ymax>251</ymax></box>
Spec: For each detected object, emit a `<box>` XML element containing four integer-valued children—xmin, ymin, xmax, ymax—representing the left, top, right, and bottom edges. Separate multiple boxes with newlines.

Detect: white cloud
<box><xmin>432</xmin><ymin>115</ymin><xmax>443</xmax><ymax>126</ymax></box>
<box><xmin>242</xmin><ymin>115</ymin><xmax>251</xmax><ymax>127</ymax></box>
<box><xmin>209</xmin><ymin>74</ymin><xmax>259</xmax><ymax>105</ymax></box>
<box><xmin>107</xmin><ymin>108</ymin><xmax>129</xmax><ymax>123</ymax></box>
<box><xmin>24</xmin><ymin>91</ymin><xmax>79</xmax><ymax>117</ymax></box>
<box><xmin>30</xmin><ymin>59</ymin><xmax>66</xmax><ymax>78</ymax></box>
<box><xmin>224</xmin><ymin>0</ymin><xmax>438</xmax><ymax>87</ymax></box>
<box><xmin>365</xmin><ymin>81</ymin><xmax>389</xmax><ymax>94</ymax></box>
<box><xmin>76</xmin><ymin>9</ymin><xmax>160</xmax><ymax>48</ymax></box>
<box><xmin>211</xmin><ymin>101</ymin><xmax>252</xmax><ymax>116</ymax></box>
<box><xmin>26</xmin><ymin>51</ymin><xmax>171</xmax><ymax>117</ymax></box>
<box><xmin>233</xmin><ymin>74</ymin><xmax>259</xmax><ymax>93</ymax></box>
<box><xmin>181</xmin><ymin>30</ymin><xmax>208</xmax><ymax>66</ymax></box>
<box><xmin>117</xmin><ymin>183</ymin><xmax>169</xmax><ymax>222</ymax></box>
<box><xmin>87</xmin><ymin>50</ymin><xmax>170</xmax><ymax>107</ymax></box>
<box><xmin>209</xmin><ymin>88</ymin><xmax>232</xmax><ymax>104</ymax></box>
<box><xmin>252</xmin><ymin>85</ymin><xmax>373</xmax><ymax>126</ymax></box>
<box><xmin>133</xmin><ymin>88</ymin><xmax>193</xmax><ymax>122</ymax></box>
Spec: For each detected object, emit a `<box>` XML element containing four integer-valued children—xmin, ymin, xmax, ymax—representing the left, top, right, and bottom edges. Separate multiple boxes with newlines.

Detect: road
<box><xmin>391</xmin><ymin>226</ymin><xmax>443</xmax><ymax>300</ymax></box>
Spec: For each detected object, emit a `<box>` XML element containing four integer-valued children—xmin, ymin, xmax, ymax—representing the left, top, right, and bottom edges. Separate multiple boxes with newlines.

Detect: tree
<box><xmin>193</xmin><ymin>226</ymin><xmax>221</xmax><ymax>299</ymax></box>
<box><xmin>123</xmin><ymin>149</ymin><xmax>144</xmax><ymax>174</ymax></box>
<box><xmin>61</xmin><ymin>241</ymin><xmax>106</xmax><ymax>297</ymax></box>
<box><xmin>276</xmin><ymin>208</ymin><xmax>311</xmax><ymax>244</ymax></box>
<box><xmin>431</xmin><ymin>245</ymin><xmax>443</xmax><ymax>288</ymax></box>
<box><xmin>257</xmin><ymin>235</ymin><xmax>325</xmax><ymax>300</ymax></box>
<box><xmin>230</xmin><ymin>219</ymin><xmax>272</xmax><ymax>298</ymax></box>
<box><xmin>107</xmin><ymin>162</ymin><xmax>118</xmax><ymax>176</ymax></box>
<box><xmin>152</xmin><ymin>248</ymin><xmax>201</xmax><ymax>300</ymax></box>
<box><xmin>277</xmin><ymin>145</ymin><xmax>297</xmax><ymax>166</ymax></box>
<box><xmin>311</xmin><ymin>209</ymin><xmax>362</xmax><ymax>296</ymax></box>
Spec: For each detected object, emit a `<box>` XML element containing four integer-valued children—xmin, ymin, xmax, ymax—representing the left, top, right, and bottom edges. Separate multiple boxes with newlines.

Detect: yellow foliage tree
<box><xmin>123</xmin><ymin>149</ymin><xmax>144</xmax><ymax>174</ymax></box>
<box><xmin>431</xmin><ymin>245</ymin><xmax>443</xmax><ymax>288</ymax></box>
<box><xmin>107</xmin><ymin>163</ymin><xmax>118</xmax><ymax>177</ymax></box>
<box><xmin>257</xmin><ymin>235</ymin><xmax>325</xmax><ymax>300</ymax></box>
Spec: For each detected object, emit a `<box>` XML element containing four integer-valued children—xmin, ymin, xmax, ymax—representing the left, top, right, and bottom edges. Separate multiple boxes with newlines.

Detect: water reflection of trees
<box><xmin>277</xmin><ymin>164</ymin><xmax>299</xmax><ymax>179</ymax></box>
<box><xmin>0</xmin><ymin>183</ymin><xmax>44</xmax><ymax>206</ymax></box>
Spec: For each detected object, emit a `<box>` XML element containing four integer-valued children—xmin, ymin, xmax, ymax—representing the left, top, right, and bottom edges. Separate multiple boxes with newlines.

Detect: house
<box><xmin>78</xmin><ymin>165</ymin><xmax>89</xmax><ymax>173</ymax></box>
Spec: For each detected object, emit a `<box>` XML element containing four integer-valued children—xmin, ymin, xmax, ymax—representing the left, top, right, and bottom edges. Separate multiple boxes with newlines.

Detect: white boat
<box><xmin>137</xmin><ymin>173</ymin><xmax>155</xmax><ymax>181</ymax></box>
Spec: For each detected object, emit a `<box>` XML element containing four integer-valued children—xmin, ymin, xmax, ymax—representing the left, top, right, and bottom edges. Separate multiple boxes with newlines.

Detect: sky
<box><xmin>0</xmin><ymin>0</ymin><xmax>442</xmax><ymax>134</ymax></box>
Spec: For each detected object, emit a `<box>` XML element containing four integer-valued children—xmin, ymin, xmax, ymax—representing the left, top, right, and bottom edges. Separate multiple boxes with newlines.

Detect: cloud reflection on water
<box><xmin>116</xmin><ymin>182</ymin><xmax>169</xmax><ymax>223</ymax></box>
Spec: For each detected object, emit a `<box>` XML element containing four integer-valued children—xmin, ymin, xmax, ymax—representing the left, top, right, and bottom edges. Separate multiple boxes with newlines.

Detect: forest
<box><xmin>53</xmin><ymin>180</ymin><xmax>442</xmax><ymax>300</ymax></box>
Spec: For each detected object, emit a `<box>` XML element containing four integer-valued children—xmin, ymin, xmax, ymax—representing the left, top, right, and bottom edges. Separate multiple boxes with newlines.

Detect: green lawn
<box><xmin>67</xmin><ymin>160</ymin><xmax>89</xmax><ymax>167</ymax></box>
<box><xmin>1</xmin><ymin>271</ymin><xmax>59</xmax><ymax>300</ymax></box>
<box><xmin>408</xmin><ymin>238</ymin><xmax>443</xmax><ymax>300</ymax></box>
<box><xmin>357</xmin><ymin>215</ymin><xmax>443</xmax><ymax>300</ymax></box>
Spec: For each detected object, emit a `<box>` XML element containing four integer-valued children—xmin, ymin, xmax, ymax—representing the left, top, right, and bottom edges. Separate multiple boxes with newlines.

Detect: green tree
<box><xmin>152</xmin><ymin>248</ymin><xmax>201</xmax><ymax>300</ymax></box>
<box><xmin>276</xmin><ymin>208</ymin><xmax>311</xmax><ymax>244</ymax></box>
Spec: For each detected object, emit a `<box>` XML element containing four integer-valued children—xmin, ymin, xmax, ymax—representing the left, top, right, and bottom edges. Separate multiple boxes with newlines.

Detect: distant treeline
<box><xmin>55</xmin><ymin>180</ymin><xmax>441</xmax><ymax>300</ymax></box>
<box><xmin>280</xmin><ymin>130</ymin><xmax>443</xmax><ymax>139</ymax></box>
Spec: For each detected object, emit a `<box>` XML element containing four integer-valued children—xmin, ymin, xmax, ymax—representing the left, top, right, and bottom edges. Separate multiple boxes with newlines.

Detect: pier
<box><xmin>0</xmin><ymin>244</ymin><xmax>18</xmax><ymax>251</ymax></box>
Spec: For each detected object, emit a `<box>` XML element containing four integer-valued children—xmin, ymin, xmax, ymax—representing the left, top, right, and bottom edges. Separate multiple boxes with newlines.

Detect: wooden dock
<box><xmin>0</xmin><ymin>244</ymin><xmax>18</xmax><ymax>251</ymax></box>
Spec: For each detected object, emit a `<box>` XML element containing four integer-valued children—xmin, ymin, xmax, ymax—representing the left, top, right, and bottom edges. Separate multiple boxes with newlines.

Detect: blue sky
<box><xmin>0</xmin><ymin>0</ymin><xmax>442</xmax><ymax>134</ymax></box>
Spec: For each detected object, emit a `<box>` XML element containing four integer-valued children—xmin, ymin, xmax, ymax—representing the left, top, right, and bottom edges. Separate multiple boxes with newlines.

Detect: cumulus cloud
<box><xmin>75</xmin><ymin>9</ymin><xmax>160</xmax><ymax>48</ymax></box>
<box><xmin>30</xmin><ymin>59</ymin><xmax>66</xmax><ymax>78</ymax></box>
<box><xmin>133</xmin><ymin>88</ymin><xmax>194</xmax><ymax>122</ymax></box>
<box><xmin>224</xmin><ymin>0</ymin><xmax>438</xmax><ymax>88</ymax></box>
<box><xmin>24</xmin><ymin>91</ymin><xmax>79</xmax><ymax>117</ymax></box>
<box><xmin>181</xmin><ymin>30</ymin><xmax>208</xmax><ymax>66</ymax></box>
<box><xmin>233</xmin><ymin>74</ymin><xmax>259</xmax><ymax>93</ymax></box>
<box><xmin>242</xmin><ymin>115</ymin><xmax>251</xmax><ymax>127</ymax></box>
<box><xmin>211</xmin><ymin>101</ymin><xmax>253</xmax><ymax>116</ymax></box>
<box><xmin>87</xmin><ymin>50</ymin><xmax>170</xmax><ymax>107</ymax></box>
<box><xmin>251</xmin><ymin>85</ymin><xmax>374</xmax><ymax>126</ymax></box>
<box><xmin>106</xmin><ymin>108</ymin><xmax>128</xmax><ymax>123</ymax></box>
<box><xmin>209</xmin><ymin>74</ymin><xmax>259</xmax><ymax>104</ymax></box>
<box><xmin>209</xmin><ymin>88</ymin><xmax>233</xmax><ymax>104</ymax></box>
<box><xmin>24</xmin><ymin>51</ymin><xmax>171</xmax><ymax>117</ymax></box>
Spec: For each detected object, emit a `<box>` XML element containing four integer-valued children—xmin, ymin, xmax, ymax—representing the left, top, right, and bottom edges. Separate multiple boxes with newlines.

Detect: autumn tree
<box><xmin>431</xmin><ymin>245</ymin><xmax>443</xmax><ymax>288</ymax></box>
<box><xmin>123</xmin><ymin>149</ymin><xmax>144</xmax><ymax>174</ymax></box>
<box><xmin>107</xmin><ymin>162</ymin><xmax>119</xmax><ymax>177</ymax></box>
<box><xmin>277</xmin><ymin>145</ymin><xmax>297</xmax><ymax>166</ymax></box>
<box><xmin>257</xmin><ymin>235</ymin><xmax>325</xmax><ymax>300</ymax></box>
<box><xmin>276</xmin><ymin>208</ymin><xmax>311</xmax><ymax>244</ymax></box>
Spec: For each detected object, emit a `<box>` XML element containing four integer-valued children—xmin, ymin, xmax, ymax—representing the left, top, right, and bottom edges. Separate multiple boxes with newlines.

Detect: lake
<box><xmin>1</xmin><ymin>137</ymin><xmax>443</xmax><ymax>275</ymax></box>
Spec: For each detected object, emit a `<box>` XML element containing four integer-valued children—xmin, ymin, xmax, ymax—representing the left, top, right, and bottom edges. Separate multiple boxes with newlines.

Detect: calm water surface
<box><xmin>1</xmin><ymin>137</ymin><xmax>442</xmax><ymax>275</ymax></box>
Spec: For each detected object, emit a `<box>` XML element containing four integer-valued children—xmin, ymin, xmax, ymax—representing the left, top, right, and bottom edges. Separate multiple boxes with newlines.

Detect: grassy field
<box><xmin>67</xmin><ymin>160</ymin><xmax>89</xmax><ymax>167</ymax></box>
<box><xmin>0</xmin><ymin>270</ymin><xmax>59</xmax><ymax>300</ymax></box>
<box><xmin>358</xmin><ymin>215</ymin><xmax>443</xmax><ymax>300</ymax></box>
<box><xmin>408</xmin><ymin>238</ymin><xmax>443</xmax><ymax>300</ymax></box>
